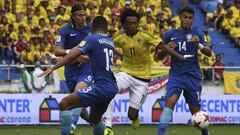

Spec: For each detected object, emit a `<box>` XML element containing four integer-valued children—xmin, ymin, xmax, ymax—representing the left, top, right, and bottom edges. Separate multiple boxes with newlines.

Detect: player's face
<box><xmin>180</xmin><ymin>12</ymin><xmax>194</xmax><ymax>29</ymax></box>
<box><xmin>124</xmin><ymin>16</ymin><xmax>138</xmax><ymax>36</ymax></box>
<box><xmin>72</xmin><ymin>11</ymin><xmax>86</xmax><ymax>27</ymax></box>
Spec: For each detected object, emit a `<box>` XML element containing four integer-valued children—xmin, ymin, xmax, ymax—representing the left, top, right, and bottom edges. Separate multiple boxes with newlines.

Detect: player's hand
<box><xmin>38</xmin><ymin>67</ymin><xmax>54</xmax><ymax>77</ymax></box>
<box><xmin>167</xmin><ymin>41</ymin><xmax>176</xmax><ymax>49</ymax></box>
<box><xmin>192</xmin><ymin>35</ymin><xmax>200</xmax><ymax>44</ymax></box>
<box><xmin>76</xmin><ymin>55</ymin><xmax>89</xmax><ymax>64</ymax></box>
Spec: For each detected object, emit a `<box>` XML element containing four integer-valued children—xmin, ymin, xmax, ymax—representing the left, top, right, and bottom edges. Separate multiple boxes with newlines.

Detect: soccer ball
<box><xmin>192</xmin><ymin>111</ymin><xmax>210</xmax><ymax>129</ymax></box>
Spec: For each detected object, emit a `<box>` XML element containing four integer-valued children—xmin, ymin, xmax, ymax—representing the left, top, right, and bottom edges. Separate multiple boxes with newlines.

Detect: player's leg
<box><xmin>59</xmin><ymin>93</ymin><xmax>83</xmax><ymax>135</ymax></box>
<box><xmin>158</xmin><ymin>74</ymin><xmax>182</xmax><ymax>135</ymax></box>
<box><xmin>103</xmin><ymin>99</ymin><xmax>114</xmax><ymax>135</ymax></box>
<box><xmin>128</xmin><ymin>76</ymin><xmax>149</xmax><ymax>128</ymax></box>
<box><xmin>183</xmin><ymin>75</ymin><xmax>210</xmax><ymax>135</ymax></box>
<box><xmin>103</xmin><ymin>72</ymin><xmax>130</xmax><ymax>132</ymax></box>
<box><xmin>70</xmin><ymin>74</ymin><xmax>93</xmax><ymax>134</ymax></box>
<box><xmin>90</xmin><ymin>107</ymin><xmax>106</xmax><ymax>135</ymax></box>
<box><xmin>70</xmin><ymin>81</ymin><xmax>89</xmax><ymax>134</ymax></box>
<box><xmin>158</xmin><ymin>95</ymin><xmax>179</xmax><ymax>135</ymax></box>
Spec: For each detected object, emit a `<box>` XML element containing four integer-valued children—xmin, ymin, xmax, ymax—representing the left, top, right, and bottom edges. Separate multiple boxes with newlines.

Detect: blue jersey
<box><xmin>163</xmin><ymin>27</ymin><xmax>206</xmax><ymax>79</ymax></box>
<box><xmin>78</xmin><ymin>33</ymin><xmax>116</xmax><ymax>85</ymax></box>
<box><xmin>56</xmin><ymin>23</ymin><xmax>92</xmax><ymax>78</ymax></box>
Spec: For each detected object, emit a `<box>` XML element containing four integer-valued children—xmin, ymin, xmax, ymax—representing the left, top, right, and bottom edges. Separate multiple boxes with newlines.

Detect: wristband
<box><xmin>198</xmin><ymin>43</ymin><xmax>204</xmax><ymax>50</ymax></box>
<box><xmin>65</xmin><ymin>49</ymin><xmax>70</xmax><ymax>54</ymax></box>
<box><xmin>183</xmin><ymin>55</ymin><xmax>194</xmax><ymax>59</ymax></box>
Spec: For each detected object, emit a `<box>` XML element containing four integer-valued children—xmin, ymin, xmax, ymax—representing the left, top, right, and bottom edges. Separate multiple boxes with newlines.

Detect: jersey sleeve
<box><xmin>113</xmin><ymin>32</ymin><xmax>122</xmax><ymax>48</ymax></box>
<box><xmin>162</xmin><ymin>30</ymin><xmax>172</xmax><ymax>44</ymax></box>
<box><xmin>198</xmin><ymin>30</ymin><xmax>205</xmax><ymax>44</ymax></box>
<box><xmin>144</xmin><ymin>32</ymin><xmax>162</xmax><ymax>47</ymax></box>
<box><xmin>55</xmin><ymin>27</ymin><xmax>66</xmax><ymax>46</ymax></box>
<box><xmin>77</xmin><ymin>36</ymin><xmax>94</xmax><ymax>55</ymax></box>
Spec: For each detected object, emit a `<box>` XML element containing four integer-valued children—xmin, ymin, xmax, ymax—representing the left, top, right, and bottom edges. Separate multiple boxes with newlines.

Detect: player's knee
<box><xmin>128</xmin><ymin>108</ymin><xmax>139</xmax><ymax>120</ymax></box>
<box><xmin>59</xmin><ymin>99</ymin><xmax>69</xmax><ymax>111</ymax></box>
<box><xmin>165</xmin><ymin>96</ymin><xmax>179</xmax><ymax>109</ymax></box>
<box><xmin>89</xmin><ymin>115</ymin><xmax>101</xmax><ymax>124</ymax></box>
<box><xmin>189</xmin><ymin>106</ymin><xmax>200</xmax><ymax>115</ymax></box>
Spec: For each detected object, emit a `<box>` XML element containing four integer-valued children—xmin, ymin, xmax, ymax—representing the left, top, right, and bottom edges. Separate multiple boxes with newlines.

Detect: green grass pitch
<box><xmin>0</xmin><ymin>125</ymin><xmax>239</xmax><ymax>135</ymax></box>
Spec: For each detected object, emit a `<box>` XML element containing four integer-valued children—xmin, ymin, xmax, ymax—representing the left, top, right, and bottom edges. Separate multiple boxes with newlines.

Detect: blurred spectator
<box><xmin>205</xmin><ymin>3</ymin><xmax>225</xmax><ymax>30</ymax></box>
<box><xmin>212</xmin><ymin>54</ymin><xmax>225</xmax><ymax>81</ymax></box>
<box><xmin>13</xmin><ymin>34</ymin><xmax>28</xmax><ymax>62</ymax></box>
<box><xmin>203</xmin><ymin>29</ymin><xmax>211</xmax><ymax>44</ymax></box>
<box><xmin>202</xmin><ymin>57</ymin><xmax>213</xmax><ymax>81</ymax></box>
<box><xmin>229</xmin><ymin>18</ymin><xmax>240</xmax><ymax>48</ymax></box>
<box><xmin>229</xmin><ymin>0</ymin><xmax>240</xmax><ymax>20</ymax></box>
<box><xmin>56</xmin><ymin>5</ymin><xmax>70</xmax><ymax>22</ymax></box>
<box><xmin>0</xmin><ymin>29</ymin><xmax>8</xmax><ymax>64</ymax></box>
<box><xmin>221</xmin><ymin>9</ymin><xmax>235</xmax><ymax>34</ymax></box>
<box><xmin>20</xmin><ymin>45</ymin><xmax>36</xmax><ymax>64</ymax></box>
<box><xmin>19</xmin><ymin>64</ymin><xmax>32</xmax><ymax>93</ymax></box>
<box><xmin>222</xmin><ymin>10</ymin><xmax>235</xmax><ymax>35</ymax></box>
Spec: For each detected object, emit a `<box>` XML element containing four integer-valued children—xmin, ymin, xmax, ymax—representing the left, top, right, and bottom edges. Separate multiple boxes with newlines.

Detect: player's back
<box><xmin>79</xmin><ymin>33</ymin><xmax>116</xmax><ymax>85</ymax></box>
<box><xmin>56</xmin><ymin>23</ymin><xmax>92</xmax><ymax>77</ymax></box>
<box><xmin>163</xmin><ymin>28</ymin><xmax>204</xmax><ymax>78</ymax></box>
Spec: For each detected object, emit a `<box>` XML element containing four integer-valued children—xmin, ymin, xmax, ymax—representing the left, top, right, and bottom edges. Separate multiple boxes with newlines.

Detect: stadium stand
<box><xmin>0</xmin><ymin>0</ymin><xmax>238</xmax><ymax>81</ymax></box>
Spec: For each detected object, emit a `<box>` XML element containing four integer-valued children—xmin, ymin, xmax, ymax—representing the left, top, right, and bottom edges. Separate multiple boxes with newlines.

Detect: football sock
<box><xmin>93</xmin><ymin>122</ymin><xmax>105</xmax><ymax>135</ymax></box>
<box><xmin>60</xmin><ymin>110</ymin><xmax>72</xmax><ymax>135</ymax></box>
<box><xmin>71</xmin><ymin>108</ymin><xmax>82</xmax><ymax>126</ymax></box>
<box><xmin>201</xmin><ymin>128</ymin><xmax>209</xmax><ymax>135</ymax></box>
<box><xmin>158</xmin><ymin>107</ymin><xmax>173</xmax><ymax>135</ymax></box>
<box><xmin>80</xmin><ymin>108</ymin><xmax>91</xmax><ymax>124</ymax></box>
<box><xmin>104</xmin><ymin>99</ymin><xmax>114</xmax><ymax>128</ymax></box>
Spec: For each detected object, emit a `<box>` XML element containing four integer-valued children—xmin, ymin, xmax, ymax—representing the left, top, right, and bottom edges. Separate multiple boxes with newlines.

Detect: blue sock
<box><xmin>60</xmin><ymin>110</ymin><xmax>72</xmax><ymax>135</ymax></box>
<box><xmin>201</xmin><ymin>128</ymin><xmax>209</xmax><ymax>135</ymax></box>
<box><xmin>158</xmin><ymin>107</ymin><xmax>173</xmax><ymax>135</ymax></box>
<box><xmin>71</xmin><ymin>108</ymin><xmax>82</xmax><ymax>126</ymax></box>
<box><xmin>93</xmin><ymin>122</ymin><xmax>105</xmax><ymax>135</ymax></box>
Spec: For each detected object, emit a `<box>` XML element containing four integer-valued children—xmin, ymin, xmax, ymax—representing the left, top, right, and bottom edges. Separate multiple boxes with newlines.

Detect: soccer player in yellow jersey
<box><xmin>104</xmin><ymin>8</ymin><xmax>163</xmax><ymax>135</ymax></box>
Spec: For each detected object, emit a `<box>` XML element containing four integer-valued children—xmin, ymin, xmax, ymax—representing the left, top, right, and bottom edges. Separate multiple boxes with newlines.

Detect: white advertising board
<box><xmin>0</xmin><ymin>94</ymin><xmax>240</xmax><ymax>125</ymax></box>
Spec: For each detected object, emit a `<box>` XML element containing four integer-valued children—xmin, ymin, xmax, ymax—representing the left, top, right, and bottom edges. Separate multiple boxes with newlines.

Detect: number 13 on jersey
<box><xmin>103</xmin><ymin>48</ymin><xmax>113</xmax><ymax>71</ymax></box>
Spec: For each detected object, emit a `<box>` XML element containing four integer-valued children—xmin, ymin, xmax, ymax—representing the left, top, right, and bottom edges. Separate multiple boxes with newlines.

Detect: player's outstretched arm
<box><xmin>156</xmin><ymin>41</ymin><xmax>176</xmax><ymax>60</ymax></box>
<box><xmin>53</xmin><ymin>46</ymin><xmax>69</xmax><ymax>56</ymax></box>
<box><xmin>38</xmin><ymin>49</ymin><xmax>81</xmax><ymax>77</ymax></box>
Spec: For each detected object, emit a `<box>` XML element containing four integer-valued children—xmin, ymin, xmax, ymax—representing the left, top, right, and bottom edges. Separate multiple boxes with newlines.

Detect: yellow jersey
<box><xmin>113</xmin><ymin>30</ymin><xmax>162</xmax><ymax>79</ymax></box>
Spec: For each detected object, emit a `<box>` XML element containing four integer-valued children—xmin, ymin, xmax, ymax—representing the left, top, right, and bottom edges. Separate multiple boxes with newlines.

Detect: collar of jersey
<box><xmin>71</xmin><ymin>23</ymin><xmax>87</xmax><ymax>29</ymax></box>
<box><xmin>97</xmin><ymin>33</ymin><xmax>108</xmax><ymax>36</ymax></box>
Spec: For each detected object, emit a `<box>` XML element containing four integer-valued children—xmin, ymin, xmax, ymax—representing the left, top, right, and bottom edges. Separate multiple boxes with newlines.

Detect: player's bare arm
<box><xmin>156</xmin><ymin>41</ymin><xmax>176</xmax><ymax>60</ymax></box>
<box><xmin>192</xmin><ymin>35</ymin><xmax>212</xmax><ymax>57</ymax></box>
<box><xmin>38</xmin><ymin>49</ymin><xmax>81</xmax><ymax>77</ymax></box>
<box><xmin>53</xmin><ymin>45</ymin><xmax>68</xmax><ymax>56</ymax></box>
<box><xmin>54</xmin><ymin>45</ymin><xmax>89</xmax><ymax>64</ymax></box>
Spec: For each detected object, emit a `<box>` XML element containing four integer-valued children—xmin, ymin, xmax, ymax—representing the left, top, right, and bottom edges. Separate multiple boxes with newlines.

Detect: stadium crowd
<box><xmin>0</xmin><ymin>0</ymin><xmax>233</xmax><ymax>81</ymax></box>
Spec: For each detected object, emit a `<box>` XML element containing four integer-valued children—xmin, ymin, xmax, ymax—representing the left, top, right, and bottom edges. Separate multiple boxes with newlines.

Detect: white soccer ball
<box><xmin>192</xmin><ymin>111</ymin><xmax>210</xmax><ymax>129</ymax></box>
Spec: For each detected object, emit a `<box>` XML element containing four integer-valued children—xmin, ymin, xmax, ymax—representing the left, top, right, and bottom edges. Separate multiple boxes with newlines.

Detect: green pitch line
<box><xmin>0</xmin><ymin>125</ymin><xmax>239</xmax><ymax>135</ymax></box>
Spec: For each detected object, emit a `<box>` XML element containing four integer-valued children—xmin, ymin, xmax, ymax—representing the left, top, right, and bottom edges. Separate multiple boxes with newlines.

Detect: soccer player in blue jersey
<box><xmin>54</xmin><ymin>3</ymin><xmax>92</xmax><ymax>134</ymax></box>
<box><xmin>158</xmin><ymin>7</ymin><xmax>212</xmax><ymax>135</ymax></box>
<box><xmin>39</xmin><ymin>16</ymin><xmax>118</xmax><ymax>135</ymax></box>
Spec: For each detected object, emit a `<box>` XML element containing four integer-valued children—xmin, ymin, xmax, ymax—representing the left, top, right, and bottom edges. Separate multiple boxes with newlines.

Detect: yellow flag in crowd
<box><xmin>224</xmin><ymin>71</ymin><xmax>240</xmax><ymax>94</ymax></box>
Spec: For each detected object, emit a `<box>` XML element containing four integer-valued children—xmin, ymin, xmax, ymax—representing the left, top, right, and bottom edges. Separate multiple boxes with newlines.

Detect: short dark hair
<box><xmin>180</xmin><ymin>6</ymin><xmax>195</xmax><ymax>16</ymax></box>
<box><xmin>120</xmin><ymin>8</ymin><xmax>140</xmax><ymax>25</ymax></box>
<box><xmin>92</xmin><ymin>16</ymin><xmax>108</xmax><ymax>31</ymax></box>
<box><xmin>71</xmin><ymin>3</ymin><xmax>86</xmax><ymax>15</ymax></box>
